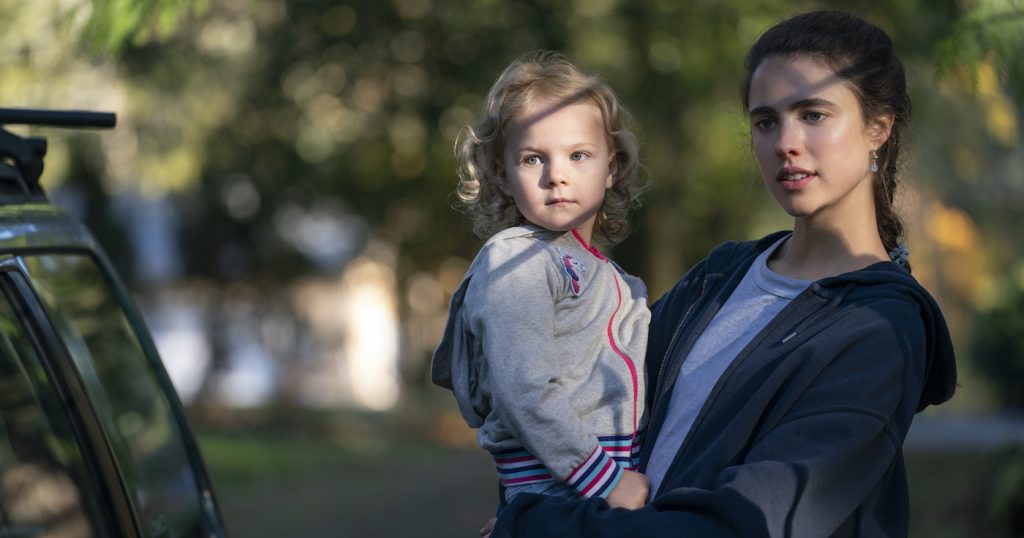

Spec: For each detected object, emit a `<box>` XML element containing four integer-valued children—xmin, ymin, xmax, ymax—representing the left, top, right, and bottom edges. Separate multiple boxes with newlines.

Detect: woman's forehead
<box><xmin>748</xmin><ymin>55</ymin><xmax>859</xmax><ymax>108</ymax></box>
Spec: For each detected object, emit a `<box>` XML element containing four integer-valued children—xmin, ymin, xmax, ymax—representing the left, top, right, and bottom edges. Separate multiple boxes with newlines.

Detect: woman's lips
<box><xmin>777</xmin><ymin>172</ymin><xmax>816</xmax><ymax>190</ymax></box>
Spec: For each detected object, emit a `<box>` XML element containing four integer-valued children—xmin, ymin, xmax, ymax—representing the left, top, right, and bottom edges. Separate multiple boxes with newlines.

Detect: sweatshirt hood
<box><xmin>705</xmin><ymin>232</ymin><xmax>957</xmax><ymax>412</ymax></box>
<box><xmin>820</xmin><ymin>262</ymin><xmax>957</xmax><ymax>411</ymax></box>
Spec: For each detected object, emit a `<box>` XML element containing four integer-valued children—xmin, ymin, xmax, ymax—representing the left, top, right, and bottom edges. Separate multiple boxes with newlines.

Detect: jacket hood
<box><xmin>705</xmin><ymin>232</ymin><xmax>957</xmax><ymax>412</ymax></box>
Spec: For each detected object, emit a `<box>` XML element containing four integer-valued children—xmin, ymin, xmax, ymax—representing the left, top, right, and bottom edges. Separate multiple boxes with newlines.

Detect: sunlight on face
<box><xmin>501</xmin><ymin>97</ymin><xmax>615</xmax><ymax>243</ymax></box>
<box><xmin>747</xmin><ymin>55</ymin><xmax>889</xmax><ymax>223</ymax></box>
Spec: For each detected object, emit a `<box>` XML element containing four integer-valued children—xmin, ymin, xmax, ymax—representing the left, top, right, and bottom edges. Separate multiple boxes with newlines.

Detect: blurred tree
<box><xmin>934</xmin><ymin>0</ymin><xmax>1024</xmax><ymax>90</ymax></box>
<box><xmin>971</xmin><ymin>270</ymin><xmax>1024</xmax><ymax>409</ymax></box>
<box><xmin>78</xmin><ymin>0</ymin><xmax>211</xmax><ymax>54</ymax></box>
<box><xmin>2</xmin><ymin>0</ymin><xmax>1022</xmax><ymax>406</ymax></box>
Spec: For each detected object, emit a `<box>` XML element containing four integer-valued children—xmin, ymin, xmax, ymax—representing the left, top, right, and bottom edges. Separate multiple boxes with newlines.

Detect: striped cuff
<box><xmin>493</xmin><ymin>448</ymin><xmax>553</xmax><ymax>486</ymax></box>
<box><xmin>598</xmin><ymin>432</ymin><xmax>642</xmax><ymax>470</ymax></box>
<box><xmin>565</xmin><ymin>445</ymin><xmax>625</xmax><ymax>498</ymax></box>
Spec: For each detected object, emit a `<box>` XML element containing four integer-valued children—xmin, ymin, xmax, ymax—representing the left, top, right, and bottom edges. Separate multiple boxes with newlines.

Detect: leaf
<box><xmin>78</xmin><ymin>0</ymin><xmax>211</xmax><ymax>55</ymax></box>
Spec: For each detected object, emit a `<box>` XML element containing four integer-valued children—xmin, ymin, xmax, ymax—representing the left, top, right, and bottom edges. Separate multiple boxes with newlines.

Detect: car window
<box><xmin>23</xmin><ymin>254</ymin><xmax>207</xmax><ymax>538</ymax></box>
<box><xmin>0</xmin><ymin>278</ymin><xmax>112</xmax><ymax>537</ymax></box>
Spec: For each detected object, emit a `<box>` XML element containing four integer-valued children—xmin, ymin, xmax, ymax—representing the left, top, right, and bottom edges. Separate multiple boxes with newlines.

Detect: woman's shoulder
<box><xmin>818</xmin><ymin>260</ymin><xmax>937</xmax><ymax>307</ymax></box>
<box><xmin>815</xmin><ymin>262</ymin><xmax>957</xmax><ymax>410</ymax></box>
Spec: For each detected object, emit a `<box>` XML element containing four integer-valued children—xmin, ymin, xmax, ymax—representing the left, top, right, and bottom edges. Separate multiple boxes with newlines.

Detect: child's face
<box><xmin>747</xmin><ymin>55</ymin><xmax>891</xmax><ymax>224</ymax></box>
<box><xmin>501</xmin><ymin>97</ymin><xmax>616</xmax><ymax>244</ymax></box>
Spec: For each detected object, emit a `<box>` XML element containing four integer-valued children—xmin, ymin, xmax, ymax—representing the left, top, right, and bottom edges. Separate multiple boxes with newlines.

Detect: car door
<box><xmin>0</xmin><ymin>252</ymin><xmax>225</xmax><ymax>538</ymax></box>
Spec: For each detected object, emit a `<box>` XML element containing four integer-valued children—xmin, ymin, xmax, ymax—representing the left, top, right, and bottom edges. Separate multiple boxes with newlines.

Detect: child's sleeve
<box><xmin>468</xmin><ymin>238</ymin><xmax>623</xmax><ymax>499</ymax></box>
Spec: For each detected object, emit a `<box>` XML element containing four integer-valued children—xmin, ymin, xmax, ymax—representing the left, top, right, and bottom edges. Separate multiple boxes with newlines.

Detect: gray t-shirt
<box><xmin>645</xmin><ymin>235</ymin><xmax>811</xmax><ymax>496</ymax></box>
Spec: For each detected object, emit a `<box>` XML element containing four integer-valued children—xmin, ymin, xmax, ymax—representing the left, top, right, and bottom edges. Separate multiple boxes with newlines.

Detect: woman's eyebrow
<box><xmin>749</xmin><ymin>97</ymin><xmax>837</xmax><ymax>116</ymax></box>
<box><xmin>790</xmin><ymin>97</ymin><xmax>837</xmax><ymax>109</ymax></box>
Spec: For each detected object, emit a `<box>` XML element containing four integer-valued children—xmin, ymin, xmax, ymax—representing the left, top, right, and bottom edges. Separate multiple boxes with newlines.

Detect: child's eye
<box><xmin>570</xmin><ymin>151</ymin><xmax>589</xmax><ymax>161</ymax></box>
<box><xmin>523</xmin><ymin>155</ymin><xmax>542</xmax><ymax>166</ymax></box>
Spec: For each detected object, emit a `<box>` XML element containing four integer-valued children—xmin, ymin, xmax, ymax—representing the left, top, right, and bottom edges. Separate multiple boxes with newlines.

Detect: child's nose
<box><xmin>546</xmin><ymin>160</ymin><xmax>569</xmax><ymax>186</ymax></box>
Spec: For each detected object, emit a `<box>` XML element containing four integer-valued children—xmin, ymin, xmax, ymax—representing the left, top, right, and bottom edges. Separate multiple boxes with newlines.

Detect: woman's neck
<box><xmin>768</xmin><ymin>218</ymin><xmax>889</xmax><ymax>281</ymax></box>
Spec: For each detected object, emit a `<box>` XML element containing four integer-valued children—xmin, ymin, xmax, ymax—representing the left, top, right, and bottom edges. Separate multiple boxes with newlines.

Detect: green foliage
<box><xmin>77</xmin><ymin>0</ymin><xmax>211</xmax><ymax>54</ymax></box>
<box><xmin>934</xmin><ymin>0</ymin><xmax>1024</xmax><ymax>92</ymax></box>
<box><xmin>17</xmin><ymin>0</ymin><xmax>1016</xmax><ymax>292</ymax></box>
<box><xmin>906</xmin><ymin>448</ymin><xmax>1022</xmax><ymax>537</ymax></box>
<box><xmin>986</xmin><ymin>448</ymin><xmax>1024</xmax><ymax>535</ymax></box>
<box><xmin>971</xmin><ymin>274</ymin><xmax>1024</xmax><ymax>409</ymax></box>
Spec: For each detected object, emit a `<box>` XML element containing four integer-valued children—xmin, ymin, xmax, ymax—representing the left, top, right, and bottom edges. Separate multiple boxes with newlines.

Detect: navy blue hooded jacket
<box><xmin>492</xmin><ymin>232</ymin><xmax>957</xmax><ymax>537</ymax></box>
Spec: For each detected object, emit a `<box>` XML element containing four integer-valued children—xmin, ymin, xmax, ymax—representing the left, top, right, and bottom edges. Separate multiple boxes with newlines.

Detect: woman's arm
<box><xmin>491</xmin><ymin>300</ymin><xmax>928</xmax><ymax>537</ymax></box>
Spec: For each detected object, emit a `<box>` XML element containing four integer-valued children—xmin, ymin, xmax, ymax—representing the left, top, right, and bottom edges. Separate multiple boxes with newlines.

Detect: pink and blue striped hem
<box><xmin>492</xmin><ymin>432</ymin><xmax>645</xmax><ymax>498</ymax></box>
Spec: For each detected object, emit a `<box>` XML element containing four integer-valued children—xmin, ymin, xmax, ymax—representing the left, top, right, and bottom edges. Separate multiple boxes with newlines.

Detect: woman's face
<box><xmin>747</xmin><ymin>55</ymin><xmax>890</xmax><ymax>223</ymax></box>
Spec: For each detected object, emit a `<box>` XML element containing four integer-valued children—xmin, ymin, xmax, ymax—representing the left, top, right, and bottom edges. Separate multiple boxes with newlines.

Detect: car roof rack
<box><xmin>0</xmin><ymin>108</ymin><xmax>117</xmax><ymax>204</ymax></box>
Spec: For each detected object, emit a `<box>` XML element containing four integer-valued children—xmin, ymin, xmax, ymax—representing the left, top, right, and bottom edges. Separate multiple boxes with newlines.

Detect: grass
<box><xmin>196</xmin><ymin>430</ymin><xmax>366</xmax><ymax>484</ymax></box>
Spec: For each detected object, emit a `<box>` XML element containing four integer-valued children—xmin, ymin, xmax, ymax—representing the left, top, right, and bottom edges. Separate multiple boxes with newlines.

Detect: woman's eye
<box><xmin>805</xmin><ymin>111</ymin><xmax>825</xmax><ymax>122</ymax></box>
<box><xmin>570</xmin><ymin>151</ymin><xmax>588</xmax><ymax>161</ymax></box>
<box><xmin>524</xmin><ymin>155</ymin><xmax>542</xmax><ymax>166</ymax></box>
<box><xmin>754</xmin><ymin>118</ymin><xmax>776</xmax><ymax>130</ymax></box>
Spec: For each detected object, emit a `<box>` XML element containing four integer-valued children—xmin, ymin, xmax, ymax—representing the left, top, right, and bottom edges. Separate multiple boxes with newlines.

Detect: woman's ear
<box><xmin>869</xmin><ymin>112</ymin><xmax>894</xmax><ymax>148</ymax></box>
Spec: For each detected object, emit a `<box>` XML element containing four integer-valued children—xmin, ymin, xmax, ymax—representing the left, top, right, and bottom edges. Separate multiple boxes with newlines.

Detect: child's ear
<box><xmin>605</xmin><ymin>152</ymin><xmax>618</xmax><ymax>190</ymax></box>
<box><xmin>496</xmin><ymin>164</ymin><xmax>512</xmax><ymax>196</ymax></box>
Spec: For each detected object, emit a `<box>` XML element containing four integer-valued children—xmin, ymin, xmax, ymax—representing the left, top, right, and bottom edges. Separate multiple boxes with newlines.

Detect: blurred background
<box><xmin>2</xmin><ymin>0</ymin><xmax>1023</xmax><ymax>535</ymax></box>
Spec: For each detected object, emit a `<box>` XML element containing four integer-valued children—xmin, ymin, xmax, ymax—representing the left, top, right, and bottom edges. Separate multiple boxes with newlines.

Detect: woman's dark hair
<box><xmin>742</xmin><ymin>10</ymin><xmax>912</xmax><ymax>269</ymax></box>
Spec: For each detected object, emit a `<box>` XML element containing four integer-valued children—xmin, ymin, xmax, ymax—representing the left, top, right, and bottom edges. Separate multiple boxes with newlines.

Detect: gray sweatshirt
<box><xmin>432</xmin><ymin>225</ymin><xmax>650</xmax><ymax>498</ymax></box>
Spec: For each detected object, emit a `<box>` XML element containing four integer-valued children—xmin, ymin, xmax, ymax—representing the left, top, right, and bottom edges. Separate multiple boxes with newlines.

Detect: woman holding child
<box><xmin>439</xmin><ymin>9</ymin><xmax>957</xmax><ymax>537</ymax></box>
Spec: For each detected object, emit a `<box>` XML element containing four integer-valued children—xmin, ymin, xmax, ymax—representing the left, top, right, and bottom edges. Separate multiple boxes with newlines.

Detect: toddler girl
<box><xmin>431</xmin><ymin>51</ymin><xmax>651</xmax><ymax>511</ymax></box>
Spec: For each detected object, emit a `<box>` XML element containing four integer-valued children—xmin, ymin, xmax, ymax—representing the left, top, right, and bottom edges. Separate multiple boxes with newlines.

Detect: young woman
<box><xmin>485</xmin><ymin>10</ymin><xmax>956</xmax><ymax>537</ymax></box>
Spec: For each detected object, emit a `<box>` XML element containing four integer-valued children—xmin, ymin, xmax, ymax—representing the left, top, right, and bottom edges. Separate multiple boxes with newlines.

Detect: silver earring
<box><xmin>870</xmin><ymin>150</ymin><xmax>879</xmax><ymax>174</ymax></box>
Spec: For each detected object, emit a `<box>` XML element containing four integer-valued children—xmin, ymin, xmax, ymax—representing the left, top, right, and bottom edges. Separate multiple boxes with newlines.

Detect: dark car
<box><xmin>0</xmin><ymin>108</ymin><xmax>226</xmax><ymax>537</ymax></box>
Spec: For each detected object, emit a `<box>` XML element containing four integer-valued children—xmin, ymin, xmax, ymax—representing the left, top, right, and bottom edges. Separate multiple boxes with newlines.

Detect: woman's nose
<box><xmin>774</xmin><ymin>120</ymin><xmax>802</xmax><ymax>157</ymax></box>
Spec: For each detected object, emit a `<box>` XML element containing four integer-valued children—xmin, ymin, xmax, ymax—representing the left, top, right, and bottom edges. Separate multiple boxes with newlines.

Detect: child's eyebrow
<box><xmin>513</xmin><ymin>142</ymin><xmax>600</xmax><ymax>153</ymax></box>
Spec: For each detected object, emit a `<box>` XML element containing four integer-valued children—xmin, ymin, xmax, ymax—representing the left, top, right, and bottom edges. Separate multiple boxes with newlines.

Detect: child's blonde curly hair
<box><xmin>456</xmin><ymin>51</ymin><xmax>645</xmax><ymax>245</ymax></box>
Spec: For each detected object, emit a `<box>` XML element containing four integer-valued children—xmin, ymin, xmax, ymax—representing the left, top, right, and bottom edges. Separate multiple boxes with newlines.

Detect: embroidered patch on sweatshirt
<box><xmin>559</xmin><ymin>248</ymin><xmax>587</xmax><ymax>296</ymax></box>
